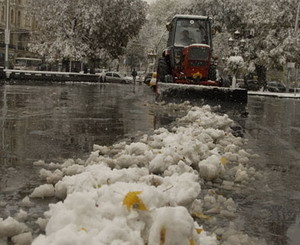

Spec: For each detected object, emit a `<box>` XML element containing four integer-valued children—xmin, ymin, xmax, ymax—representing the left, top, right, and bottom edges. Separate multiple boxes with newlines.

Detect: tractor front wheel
<box><xmin>157</xmin><ymin>57</ymin><xmax>170</xmax><ymax>83</ymax></box>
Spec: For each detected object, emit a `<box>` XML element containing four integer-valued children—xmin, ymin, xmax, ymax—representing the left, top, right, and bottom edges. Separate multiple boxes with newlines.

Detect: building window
<box><xmin>1</xmin><ymin>6</ymin><xmax>4</xmax><ymax>22</ymax></box>
<box><xmin>25</xmin><ymin>15</ymin><xmax>30</xmax><ymax>27</ymax></box>
<box><xmin>17</xmin><ymin>10</ymin><xmax>21</xmax><ymax>26</ymax></box>
<box><xmin>11</xmin><ymin>9</ymin><xmax>14</xmax><ymax>24</ymax></box>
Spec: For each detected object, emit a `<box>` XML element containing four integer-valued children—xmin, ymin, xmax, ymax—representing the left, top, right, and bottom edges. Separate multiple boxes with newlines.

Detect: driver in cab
<box><xmin>180</xmin><ymin>30</ymin><xmax>194</xmax><ymax>46</ymax></box>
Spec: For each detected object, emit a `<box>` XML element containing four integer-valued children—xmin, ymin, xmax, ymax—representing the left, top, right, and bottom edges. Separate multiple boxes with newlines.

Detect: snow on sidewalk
<box><xmin>0</xmin><ymin>103</ymin><xmax>266</xmax><ymax>245</ymax></box>
<box><xmin>248</xmin><ymin>90</ymin><xmax>300</xmax><ymax>99</ymax></box>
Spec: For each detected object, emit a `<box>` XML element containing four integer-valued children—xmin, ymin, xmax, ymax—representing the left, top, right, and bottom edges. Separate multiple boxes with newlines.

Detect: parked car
<box><xmin>237</xmin><ymin>79</ymin><xmax>260</xmax><ymax>91</ymax></box>
<box><xmin>14</xmin><ymin>57</ymin><xmax>42</xmax><ymax>71</ymax></box>
<box><xmin>100</xmin><ymin>71</ymin><xmax>131</xmax><ymax>84</ymax></box>
<box><xmin>266</xmin><ymin>81</ymin><xmax>286</xmax><ymax>92</ymax></box>
<box><xmin>143</xmin><ymin>72</ymin><xmax>153</xmax><ymax>85</ymax></box>
<box><xmin>245</xmin><ymin>80</ymin><xmax>260</xmax><ymax>91</ymax></box>
<box><xmin>149</xmin><ymin>72</ymin><xmax>157</xmax><ymax>91</ymax></box>
<box><xmin>288</xmin><ymin>82</ymin><xmax>300</xmax><ymax>93</ymax></box>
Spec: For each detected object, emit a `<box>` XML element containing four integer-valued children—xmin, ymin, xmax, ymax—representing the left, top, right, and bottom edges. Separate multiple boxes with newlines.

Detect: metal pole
<box><xmin>295</xmin><ymin>65</ymin><xmax>299</xmax><ymax>96</ymax></box>
<box><xmin>69</xmin><ymin>60</ymin><xmax>72</xmax><ymax>72</ymax></box>
<box><xmin>231</xmin><ymin>74</ymin><xmax>237</xmax><ymax>89</ymax></box>
<box><xmin>295</xmin><ymin>0</ymin><xmax>300</xmax><ymax>35</ymax></box>
<box><xmin>5</xmin><ymin>0</ymin><xmax>10</xmax><ymax>70</ymax></box>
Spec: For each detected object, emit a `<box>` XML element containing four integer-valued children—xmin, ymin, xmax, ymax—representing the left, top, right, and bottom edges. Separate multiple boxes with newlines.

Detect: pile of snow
<box><xmin>0</xmin><ymin>104</ymin><xmax>266</xmax><ymax>245</ymax></box>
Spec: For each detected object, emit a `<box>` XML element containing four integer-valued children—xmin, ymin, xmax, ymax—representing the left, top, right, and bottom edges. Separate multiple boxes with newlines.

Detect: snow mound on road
<box><xmin>20</xmin><ymin>104</ymin><xmax>265</xmax><ymax>245</ymax></box>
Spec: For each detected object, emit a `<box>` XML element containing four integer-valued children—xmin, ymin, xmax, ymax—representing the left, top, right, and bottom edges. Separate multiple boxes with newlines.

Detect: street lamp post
<box><xmin>227</xmin><ymin>30</ymin><xmax>247</xmax><ymax>88</ymax></box>
<box><xmin>5</xmin><ymin>0</ymin><xmax>10</xmax><ymax>71</ymax></box>
<box><xmin>228</xmin><ymin>31</ymin><xmax>246</xmax><ymax>56</ymax></box>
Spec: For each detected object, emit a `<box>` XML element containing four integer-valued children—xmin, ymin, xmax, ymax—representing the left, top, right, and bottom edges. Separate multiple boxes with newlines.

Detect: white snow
<box><xmin>248</xmin><ymin>90</ymin><xmax>300</xmax><ymax>98</ymax></box>
<box><xmin>14</xmin><ymin>210</ymin><xmax>28</xmax><ymax>223</ymax></box>
<box><xmin>0</xmin><ymin>217</ymin><xmax>28</xmax><ymax>238</ymax></box>
<box><xmin>11</xmin><ymin>232</ymin><xmax>32</xmax><ymax>245</ymax></box>
<box><xmin>20</xmin><ymin>196</ymin><xmax>33</xmax><ymax>207</ymax></box>
<box><xmin>1</xmin><ymin>103</ymin><xmax>267</xmax><ymax>245</ymax></box>
<box><xmin>30</xmin><ymin>184</ymin><xmax>55</xmax><ymax>199</ymax></box>
<box><xmin>157</xmin><ymin>82</ymin><xmax>247</xmax><ymax>97</ymax></box>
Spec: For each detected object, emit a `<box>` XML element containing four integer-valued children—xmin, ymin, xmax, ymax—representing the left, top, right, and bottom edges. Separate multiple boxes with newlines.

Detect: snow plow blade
<box><xmin>156</xmin><ymin>83</ymin><xmax>248</xmax><ymax>103</ymax></box>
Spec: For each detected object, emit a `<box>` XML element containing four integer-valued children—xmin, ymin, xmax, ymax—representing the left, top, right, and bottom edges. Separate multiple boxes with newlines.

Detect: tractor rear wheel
<box><xmin>208</xmin><ymin>65</ymin><xmax>217</xmax><ymax>81</ymax></box>
<box><xmin>157</xmin><ymin>57</ymin><xmax>170</xmax><ymax>83</ymax></box>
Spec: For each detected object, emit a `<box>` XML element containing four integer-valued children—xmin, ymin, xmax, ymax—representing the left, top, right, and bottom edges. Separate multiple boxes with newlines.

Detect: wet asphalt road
<box><xmin>0</xmin><ymin>83</ymin><xmax>300</xmax><ymax>244</ymax></box>
<box><xmin>235</xmin><ymin>96</ymin><xmax>300</xmax><ymax>245</ymax></box>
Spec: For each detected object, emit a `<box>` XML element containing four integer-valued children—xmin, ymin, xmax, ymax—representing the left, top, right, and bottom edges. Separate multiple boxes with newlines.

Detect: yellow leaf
<box><xmin>192</xmin><ymin>212</ymin><xmax>211</xmax><ymax>220</ymax></box>
<box><xmin>220</xmin><ymin>157</ymin><xmax>229</xmax><ymax>165</ymax></box>
<box><xmin>192</xmin><ymin>71</ymin><xmax>203</xmax><ymax>79</ymax></box>
<box><xmin>123</xmin><ymin>191</ymin><xmax>148</xmax><ymax>211</ymax></box>
<box><xmin>79</xmin><ymin>227</ymin><xmax>87</xmax><ymax>232</ymax></box>
<box><xmin>160</xmin><ymin>227</ymin><xmax>166</xmax><ymax>245</ymax></box>
<box><xmin>195</xmin><ymin>228</ymin><xmax>203</xmax><ymax>234</ymax></box>
<box><xmin>190</xmin><ymin>239</ymin><xmax>195</xmax><ymax>245</ymax></box>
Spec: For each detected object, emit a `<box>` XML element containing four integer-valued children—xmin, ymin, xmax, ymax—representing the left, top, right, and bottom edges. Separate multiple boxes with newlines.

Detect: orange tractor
<box><xmin>156</xmin><ymin>15</ymin><xmax>247</xmax><ymax>103</ymax></box>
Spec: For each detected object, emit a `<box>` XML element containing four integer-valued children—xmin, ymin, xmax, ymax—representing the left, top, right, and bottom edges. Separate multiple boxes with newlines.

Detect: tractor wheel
<box><xmin>208</xmin><ymin>65</ymin><xmax>217</xmax><ymax>81</ymax></box>
<box><xmin>157</xmin><ymin>57</ymin><xmax>170</xmax><ymax>83</ymax></box>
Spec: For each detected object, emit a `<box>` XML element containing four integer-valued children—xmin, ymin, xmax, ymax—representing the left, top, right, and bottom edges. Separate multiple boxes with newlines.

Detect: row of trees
<box><xmin>28</xmin><ymin>0</ymin><xmax>147</xmax><ymax>68</ymax></box>
<box><xmin>188</xmin><ymin>0</ymin><xmax>300</xmax><ymax>83</ymax></box>
<box><xmin>27</xmin><ymin>0</ymin><xmax>300</xmax><ymax>82</ymax></box>
<box><xmin>136</xmin><ymin>0</ymin><xmax>300</xmax><ymax>83</ymax></box>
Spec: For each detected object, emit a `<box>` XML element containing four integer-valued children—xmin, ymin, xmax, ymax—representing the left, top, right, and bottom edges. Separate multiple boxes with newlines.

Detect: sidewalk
<box><xmin>248</xmin><ymin>90</ymin><xmax>300</xmax><ymax>99</ymax></box>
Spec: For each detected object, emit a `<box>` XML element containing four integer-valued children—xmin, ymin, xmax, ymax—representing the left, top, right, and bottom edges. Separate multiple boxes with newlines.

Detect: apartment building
<box><xmin>0</xmin><ymin>0</ymin><xmax>36</xmax><ymax>67</ymax></box>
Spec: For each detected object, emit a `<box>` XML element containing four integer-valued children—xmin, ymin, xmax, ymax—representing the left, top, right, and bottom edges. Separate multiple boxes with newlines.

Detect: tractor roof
<box><xmin>171</xmin><ymin>14</ymin><xmax>210</xmax><ymax>21</ymax></box>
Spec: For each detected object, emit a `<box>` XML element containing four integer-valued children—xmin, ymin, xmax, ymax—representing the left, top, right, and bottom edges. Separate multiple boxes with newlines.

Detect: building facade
<box><xmin>0</xmin><ymin>0</ymin><xmax>36</xmax><ymax>67</ymax></box>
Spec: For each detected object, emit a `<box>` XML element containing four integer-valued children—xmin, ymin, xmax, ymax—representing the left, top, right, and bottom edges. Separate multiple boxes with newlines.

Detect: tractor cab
<box><xmin>167</xmin><ymin>15</ymin><xmax>212</xmax><ymax>48</ymax></box>
<box><xmin>158</xmin><ymin>15</ymin><xmax>217</xmax><ymax>85</ymax></box>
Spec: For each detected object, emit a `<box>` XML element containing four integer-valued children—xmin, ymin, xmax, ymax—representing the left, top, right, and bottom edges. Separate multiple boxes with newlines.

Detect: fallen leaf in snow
<box><xmin>123</xmin><ymin>191</ymin><xmax>147</xmax><ymax>211</ymax></box>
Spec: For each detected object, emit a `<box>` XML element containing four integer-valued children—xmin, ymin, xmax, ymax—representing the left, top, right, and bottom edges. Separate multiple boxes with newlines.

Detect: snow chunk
<box><xmin>235</xmin><ymin>168</ymin><xmax>249</xmax><ymax>182</ymax></box>
<box><xmin>198</xmin><ymin>155</ymin><xmax>225</xmax><ymax>180</ymax></box>
<box><xmin>30</xmin><ymin>184</ymin><xmax>55</xmax><ymax>199</ymax></box>
<box><xmin>0</xmin><ymin>217</ymin><xmax>28</xmax><ymax>238</ymax></box>
<box><xmin>20</xmin><ymin>196</ymin><xmax>32</xmax><ymax>207</ymax></box>
<box><xmin>148</xmin><ymin>206</ymin><xmax>194</xmax><ymax>245</ymax></box>
<box><xmin>62</xmin><ymin>164</ymin><xmax>84</xmax><ymax>176</ymax></box>
<box><xmin>158</xmin><ymin>172</ymin><xmax>200</xmax><ymax>206</ymax></box>
<box><xmin>14</xmin><ymin>210</ymin><xmax>28</xmax><ymax>222</ymax></box>
<box><xmin>125</xmin><ymin>142</ymin><xmax>148</xmax><ymax>155</ymax></box>
<box><xmin>35</xmin><ymin>218</ymin><xmax>48</xmax><ymax>231</ymax></box>
<box><xmin>11</xmin><ymin>232</ymin><xmax>32</xmax><ymax>245</ymax></box>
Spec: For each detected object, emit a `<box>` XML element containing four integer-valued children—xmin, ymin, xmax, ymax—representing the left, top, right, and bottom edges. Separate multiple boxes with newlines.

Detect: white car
<box><xmin>100</xmin><ymin>71</ymin><xmax>132</xmax><ymax>84</ymax></box>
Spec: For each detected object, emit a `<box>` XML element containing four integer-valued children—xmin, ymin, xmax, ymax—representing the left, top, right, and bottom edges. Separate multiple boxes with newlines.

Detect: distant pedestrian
<box><xmin>131</xmin><ymin>68</ymin><xmax>137</xmax><ymax>84</ymax></box>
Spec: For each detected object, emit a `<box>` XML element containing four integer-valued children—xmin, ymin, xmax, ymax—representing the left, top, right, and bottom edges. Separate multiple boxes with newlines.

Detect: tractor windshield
<box><xmin>174</xmin><ymin>18</ymin><xmax>210</xmax><ymax>47</ymax></box>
